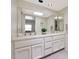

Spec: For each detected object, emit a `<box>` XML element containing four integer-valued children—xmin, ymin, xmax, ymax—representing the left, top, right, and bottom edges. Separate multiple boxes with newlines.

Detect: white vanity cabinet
<box><xmin>53</xmin><ymin>35</ymin><xmax>65</xmax><ymax>52</ymax></box>
<box><xmin>14</xmin><ymin>38</ymin><xmax>44</xmax><ymax>59</ymax></box>
<box><xmin>32</xmin><ymin>44</ymin><xmax>44</xmax><ymax>59</ymax></box>
<box><xmin>15</xmin><ymin>47</ymin><xmax>31</xmax><ymax>59</ymax></box>
<box><xmin>13</xmin><ymin>33</ymin><xmax>65</xmax><ymax>59</ymax></box>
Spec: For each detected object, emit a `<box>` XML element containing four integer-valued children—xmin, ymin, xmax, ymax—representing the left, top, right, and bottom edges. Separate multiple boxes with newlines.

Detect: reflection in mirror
<box><xmin>25</xmin><ymin>24</ymin><xmax>32</xmax><ymax>32</ymax></box>
<box><xmin>24</xmin><ymin>15</ymin><xmax>35</xmax><ymax>36</ymax></box>
<box><xmin>17</xmin><ymin>8</ymin><xmax>64</xmax><ymax>37</ymax></box>
<box><xmin>54</xmin><ymin>16</ymin><xmax>58</xmax><ymax>31</ymax></box>
<box><xmin>54</xmin><ymin>16</ymin><xmax>64</xmax><ymax>32</ymax></box>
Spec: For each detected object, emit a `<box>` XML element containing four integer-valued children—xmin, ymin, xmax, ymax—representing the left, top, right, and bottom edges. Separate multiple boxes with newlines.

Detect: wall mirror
<box><xmin>54</xmin><ymin>19</ymin><xmax>64</xmax><ymax>32</ymax></box>
<box><xmin>17</xmin><ymin>8</ymin><xmax>64</xmax><ymax>36</ymax></box>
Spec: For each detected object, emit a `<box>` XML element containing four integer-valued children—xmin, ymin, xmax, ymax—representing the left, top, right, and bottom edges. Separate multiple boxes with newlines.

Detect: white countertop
<box><xmin>12</xmin><ymin>32</ymin><xmax>65</xmax><ymax>41</ymax></box>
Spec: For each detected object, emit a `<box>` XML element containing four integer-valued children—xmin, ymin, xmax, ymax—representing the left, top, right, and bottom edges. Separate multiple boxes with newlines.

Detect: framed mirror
<box><xmin>17</xmin><ymin>8</ymin><xmax>64</xmax><ymax>36</ymax></box>
<box><xmin>54</xmin><ymin>16</ymin><xmax>64</xmax><ymax>32</ymax></box>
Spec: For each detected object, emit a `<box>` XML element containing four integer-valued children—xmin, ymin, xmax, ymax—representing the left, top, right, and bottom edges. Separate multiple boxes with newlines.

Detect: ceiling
<box><xmin>22</xmin><ymin>8</ymin><xmax>68</xmax><ymax>18</ymax></box>
<box><xmin>22</xmin><ymin>8</ymin><xmax>55</xmax><ymax>18</ymax></box>
<box><xmin>23</xmin><ymin>0</ymin><xmax>68</xmax><ymax>11</ymax></box>
<box><xmin>18</xmin><ymin>0</ymin><xmax>67</xmax><ymax>18</ymax></box>
<box><xmin>18</xmin><ymin>0</ymin><xmax>57</xmax><ymax>17</ymax></box>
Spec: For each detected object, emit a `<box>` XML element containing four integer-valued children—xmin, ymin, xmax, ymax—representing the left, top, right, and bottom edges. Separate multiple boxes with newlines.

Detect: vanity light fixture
<box><xmin>25</xmin><ymin>16</ymin><xmax>33</xmax><ymax>20</ymax></box>
<box><xmin>58</xmin><ymin>16</ymin><xmax>63</xmax><ymax>19</ymax></box>
<box><xmin>34</xmin><ymin>12</ymin><xmax>43</xmax><ymax>16</ymax></box>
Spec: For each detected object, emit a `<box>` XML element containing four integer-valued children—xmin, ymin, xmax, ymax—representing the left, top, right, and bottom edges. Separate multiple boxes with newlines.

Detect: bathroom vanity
<box><xmin>12</xmin><ymin>8</ymin><xmax>65</xmax><ymax>59</ymax></box>
<box><xmin>11</xmin><ymin>1</ymin><xmax>67</xmax><ymax>59</ymax></box>
<box><xmin>12</xmin><ymin>32</ymin><xmax>65</xmax><ymax>59</ymax></box>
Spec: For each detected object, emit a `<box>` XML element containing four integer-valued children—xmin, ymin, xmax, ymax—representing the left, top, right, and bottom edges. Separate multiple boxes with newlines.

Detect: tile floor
<box><xmin>43</xmin><ymin>50</ymin><xmax>68</xmax><ymax>59</ymax></box>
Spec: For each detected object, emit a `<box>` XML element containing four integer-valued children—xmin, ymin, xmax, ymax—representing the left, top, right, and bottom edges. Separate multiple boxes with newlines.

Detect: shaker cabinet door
<box><xmin>53</xmin><ymin>39</ymin><xmax>65</xmax><ymax>52</ymax></box>
<box><xmin>15</xmin><ymin>47</ymin><xmax>31</xmax><ymax>59</ymax></box>
<box><xmin>32</xmin><ymin>44</ymin><xmax>44</xmax><ymax>59</ymax></box>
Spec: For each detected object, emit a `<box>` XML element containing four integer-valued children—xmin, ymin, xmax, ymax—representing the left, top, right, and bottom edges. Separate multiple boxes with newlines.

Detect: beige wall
<box><xmin>64</xmin><ymin>9</ymin><xmax>68</xmax><ymax>51</ymax></box>
<box><xmin>11</xmin><ymin>0</ymin><xmax>18</xmax><ymax>59</ymax></box>
<box><xmin>11</xmin><ymin>0</ymin><xmax>18</xmax><ymax>39</ymax></box>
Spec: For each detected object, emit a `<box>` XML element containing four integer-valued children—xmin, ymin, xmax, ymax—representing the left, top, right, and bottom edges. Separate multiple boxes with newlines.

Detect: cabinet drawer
<box><xmin>45</xmin><ymin>48</ymin><xmax>53</xmax><ymax>55</ymax></box>
<box><xmin>53</xmin><ymin>35</ymin><xmax>65</xmax><ymax>40</ymax></box>
<box><xmin>53</xmin><ymin>38</ymin><xmax>64</xmax><ymax>42</ymax></box>
<box><xmin>45</xmin><ymin>42</ymin><xmax>52</xmax><ymax>49</ymax></box>
<box><xmin>15</xmin><ymin>39</ymin><xmax>43</xmax><ymax>48</ymax></box>
<box><xmin>44</xmin><ymin>37</ymin><xmax>53</xmax><ymax>42</ymax></box>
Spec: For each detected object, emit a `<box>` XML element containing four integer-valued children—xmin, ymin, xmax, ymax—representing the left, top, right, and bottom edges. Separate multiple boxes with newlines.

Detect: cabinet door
<box><xmin>32</xmin><ymin>44</ymin><xmax>44</xmax><ymax>59</ymax></box>
<box><xmin>53</xmin><ymin>39</ymin><xmax>64</xmax><ymax>52</ymax></box>
<box><xmin>15</xmin><ymin>47</ymin><xmax>31</xmax><ymax>59</ymax></box>
<box><xmin>58</xmin><ymin>39</ymin><xmax>65</xmax><ymax>49</ymax></box>
<box><xmin>45</xmin><ymin>48</ymin><xmax>53</xmax><ymax>56</ymax></box>
<box><xmin>53</xmin><ymin>40</ymin><xmax>60</xmax><ymax>52</ymax></box>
